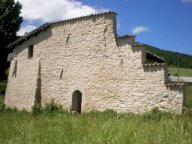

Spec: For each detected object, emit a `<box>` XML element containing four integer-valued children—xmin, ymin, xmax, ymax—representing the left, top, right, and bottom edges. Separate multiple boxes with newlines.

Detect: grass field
<box><xmin>0</xmin><ymin>95</ymin><xmax>192</xmax><ymax>144</ymax></box>
<box><xmin>168</xmin><ymin>67</ymin><xmax>192</xmax><ymax>77</ymax></box>
<box><xmin>185</xmin><ymin>85</ymin><xmax>192</xmax><ymax>108</ymax></box>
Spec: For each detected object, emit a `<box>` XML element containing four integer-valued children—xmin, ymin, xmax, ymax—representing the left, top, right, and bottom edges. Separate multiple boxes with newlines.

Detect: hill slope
<box><xmin>145</xmin><ymin>45</ymin><xmax>192</xmax><ymax>68</ymax></box>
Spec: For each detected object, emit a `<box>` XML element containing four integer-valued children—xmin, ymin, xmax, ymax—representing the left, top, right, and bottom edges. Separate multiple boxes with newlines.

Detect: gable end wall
<box><xmin>5</xmin><ymin>13</ymin><xmax>183</xmax><ymax>113</ymax></box>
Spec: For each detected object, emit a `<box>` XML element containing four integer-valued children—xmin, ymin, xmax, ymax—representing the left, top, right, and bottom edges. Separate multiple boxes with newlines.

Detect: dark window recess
<box><xmin>28</xmin><ymin>45</ymin><xmax>33</xmax><ymax>58</ymax></box>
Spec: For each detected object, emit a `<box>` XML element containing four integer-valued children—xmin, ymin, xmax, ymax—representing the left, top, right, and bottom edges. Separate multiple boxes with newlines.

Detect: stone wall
<box><xmin>5</xmin><ymin>13</ymin><xmax>183</xmax><ymax>113</ymax></box>
<box><xmin>5</xmin><ymin>58</ymin><xmax>39</xmax><ymax>111</ymax></box>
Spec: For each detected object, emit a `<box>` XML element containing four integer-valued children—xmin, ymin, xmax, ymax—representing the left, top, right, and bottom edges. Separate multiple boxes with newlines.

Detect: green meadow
<box><xmin>168</xmin><ymin>67</ymin><xmax>192</xmax><ymax>77</ymax></box>
<box><xmin>0</xmin><ymin>91</ymin><xmax>192</xmax><ymax>144</ymax></box>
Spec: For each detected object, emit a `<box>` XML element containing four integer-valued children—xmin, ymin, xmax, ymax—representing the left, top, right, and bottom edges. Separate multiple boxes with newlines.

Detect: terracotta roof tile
<box><xmin>131</xmin><ymin>42</ymin><xmax>144</xmax><ymax>47</ymax></box>
<box><xmin>143</xmin><ymin>63</ymin><xmax>167</xmax><ymax>67</ymax></box>
<box><xmin>166</xmin><ymin>83</ymin><xmax>184</xmax><ymax>88</ymax></box>
<box><xmin>116</xmin><ymin>34</ymin><xmax>136</xmax><ymax>39</ymax></box>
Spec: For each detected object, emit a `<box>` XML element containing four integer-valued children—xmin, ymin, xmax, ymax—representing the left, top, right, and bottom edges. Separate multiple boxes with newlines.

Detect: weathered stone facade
<box><xmin>5</xmin><ymin>12</ymin><xmax>184</xmax><ymax>113</ymax></box>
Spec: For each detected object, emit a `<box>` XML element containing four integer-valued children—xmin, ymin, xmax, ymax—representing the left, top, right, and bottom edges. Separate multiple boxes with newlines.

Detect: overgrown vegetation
<box><xmin>0</xmin><ymin>0</ymin><xmax>23</xmax><ymax>80</ymax></box>
<box><xmin>32</xmin><ymin>101</ymin><xmax>69</xmax><ymax>116</ymax></box>
<box><xmin>185</xmin><ymin>85</ymin><xmax>192</xmax><ymax>108</ymax></box>
<box><xmin>0</xmin><ymin>80</ymin><xmax>6</xmax><ymax>94</ymax></box>
<box><xmin>0</xmin><ymin>97</ymin><xmax>192</xmax><ymax>144</ymax></box>
<box><xmin>146</xmin><ymin>45</ymin><xmax>192</xmax><ymax>68</ymax></box>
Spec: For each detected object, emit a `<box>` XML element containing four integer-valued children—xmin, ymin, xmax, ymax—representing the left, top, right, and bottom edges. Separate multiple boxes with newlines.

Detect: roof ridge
<box><xmin>116</xmin><ymin>34</ymin><xmax>136</xmax><ymax>38</ymax></box>
<box><xmin>48</xmin><ymin>11</ymin><xmax>116</xmax><ymax>25</ymax></box>
<box><xmin>131</xmin><ymin>42</ymin><xmax>144</xmax><ymax>46</ymax></box>
<box><xmin>6</xmin><ymin>11</ymin><xmax>116</xmax><ymax>48</ymax></box>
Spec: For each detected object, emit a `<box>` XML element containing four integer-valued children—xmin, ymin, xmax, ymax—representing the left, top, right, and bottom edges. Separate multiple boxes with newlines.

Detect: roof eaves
<box><xmin>6</xmin><ymin>23</ymin><xmax>50</xmax><ymax>48</ymax></box>
<box><xmin>116</xmin><ymin>34</ymin><xmax>136</xmax><ymax>39</ymax></box>
<box><xmin>131</xmin><ymin>42</ymin><xmax>144</xmax><ymax>47</ymax></box>
<box><xmin>146</xmin><ymin>51</ymin><xmax>165</xmax><ymax>63</ymax></box>
<box><xmin>143</xmin><ymin>63</ymin><xmax>167</xmax><ymax>67</ymax></box>
<box><xmin>166</xmin><ymin>82</ymin><xmax>184</xmax><ymax>88</ymax></box>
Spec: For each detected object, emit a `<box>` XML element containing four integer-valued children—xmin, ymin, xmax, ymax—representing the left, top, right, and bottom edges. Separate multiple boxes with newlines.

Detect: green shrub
<box><xmin>102</xmin><ymin>109</ymin><xmax>118</xmax><ymax>118</ymax></box>
<box><xmin>5</xmin><ymin>107</ymin><xmax>18</xmax><ymax>113</ymax></box>
<box><xmin>0</xmin><ymin>80</ymin><xmax>6</xmax><ymax>94</ymax></box>
<box><xmin>32</xmin><ymin>100</ymin><xmax>69</xmax><ymax>116</ymax></box>
<box><xmin>0</xmin><ymin>104</ymin><xmax>5</xmax><ymax>112</ymax></box>
<box><xmin>183</xmin><ymin>108</ymin><xmax>192</xmax><ymax>117</ymax></box>
<box><xmin>32</xmin><ymin>103</ymin><xmax>42</xmax><ymax>115</ymax></box>
<box><xmin>43</xmin><ymin>100</ymin><xmax>63</xmax><ymax>114</ymax></box>
<box><xmin>4</xmin><ymin>68</ymin><xmax>9</xmax><ymax>76</ymax></box>
<box><xmin>142</xmin><ymin>107</ymin><xmax>172</xmax><ymax>121</ymax></box>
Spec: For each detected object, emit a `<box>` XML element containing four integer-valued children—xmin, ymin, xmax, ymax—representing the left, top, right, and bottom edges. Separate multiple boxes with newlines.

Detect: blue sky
<box><xmin>17</xmin><ymin>0</ymin><xmax>192</xmax><ymax>55</ymax></box>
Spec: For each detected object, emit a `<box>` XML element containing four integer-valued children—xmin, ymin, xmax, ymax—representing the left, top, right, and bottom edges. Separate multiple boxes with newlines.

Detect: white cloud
<box><xmin>17</xmin><ymin>25</ymin><xmax>37</xmax><ymax>36</ymax></box>
<box><xmin>17</xmin><ymin>0</ymin><xmax>107</xmax><ymax>22</ymax></box>
<box><xmin>132</xmin><ymin>26</ymin><xmax>150</xmax><ymax>34</ymax></box>
<box><xmin>16</xmin><ymin>0</ymin><xmax>107</xmax><ymax>36</ymax></box>
<box><xmin>182</xmin><ymin>0</ymin><xmax>192</xmax><ymax>3</ymax></box>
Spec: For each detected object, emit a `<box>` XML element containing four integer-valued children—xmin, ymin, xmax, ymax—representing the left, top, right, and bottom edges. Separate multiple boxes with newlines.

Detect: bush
<box><xmin>43</xmin><ymin>100</ymin><xmax>63</xmax><ymax>114</ymax></box>
<box><xmin>0</xmin><ymin>101</ymin><xmax>19</xmax><ymax>113</ymax></box>
<box><xmin>4</xmin><ymin>107</ymin><xmax>18</xmax><ymax>113</ymax></box>
<box><xmin>142</xmin><ymin>107</ymin><xmax>172</xmax><ymax>121</ymax></box>
<box><xmin>0</xmin><ymin>104</ymin><xmax>5</xmax><ymax>112</ymax></box>
<box><xmin>102</xmin><ymin>109</ymin><xmax>118</xmax><ymax>118</ymax></box>
<box><xmin>0</xmin><ymin>80</ymin><xmax>6</xmax><ymax>94</ymax></box>
<box><xmin>32</xmin><ymin>103</ymin><xmax>42</xmax><ymax>115</ymax></box>
<box><xmin>183</xmin><ymin>108</ymin><xmax>192</xmax><ymax>117</ymax></box>
<box><xmin>32</xmin><ymin>100</ymin><xmax>69</xmax><ymax>116</ymax></box>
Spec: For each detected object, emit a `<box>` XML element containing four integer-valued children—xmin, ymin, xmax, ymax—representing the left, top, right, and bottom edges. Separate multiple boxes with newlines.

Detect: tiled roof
<box><xmin>131</xmin><ymin>42</ymin><xmax>144</xmax><ymax>47</ymax></box>
<box><xmin>131</xmin><ymin>43</ymin><xmax>165</xmax><ymax>63</ymax></box>
<box><xmin>6</xmin><ymin>11</ymin><xmax>116</xmax><ymax>48</ymax></box>
<box><xmin>49</xmin><ymin>11</ymin><xmax>116</xmax><ymax>25</ymax></box>
<box><xmin>143</xmin><ymin>63</ymin><xmax>167</xmax><ymax>67</ymax></box>
<box><xmin>146</xmin><ymin>51</ymin><xmax>165</xmax><ymax>63</ymax></box>
<box><xmin>116</xmin><ymin>34</ymin><xmax>136</xmax><ymax>39</ymax></box>
<box><xmin>166</xmin><ymin>83</ymin><xmax>184</xmax><ymax>88</ymax></box>
<box><xmin>6</xmin><ymin>23</ymin><xmax>50</xmax><ymax>48</ymax></box>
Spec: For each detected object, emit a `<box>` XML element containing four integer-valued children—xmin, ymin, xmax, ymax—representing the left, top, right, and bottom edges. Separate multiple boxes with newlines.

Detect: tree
<box><xmin>0</xmin><ymin>0</ymin><xmax>22</xmax><ymax>80</ymax></box>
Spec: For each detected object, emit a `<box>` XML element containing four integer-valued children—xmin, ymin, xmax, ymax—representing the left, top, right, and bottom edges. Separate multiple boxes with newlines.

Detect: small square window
<box><xmin>28</xmin><ymin>45</ymin><xmax>33</xmax><ymax>58</ymax></box>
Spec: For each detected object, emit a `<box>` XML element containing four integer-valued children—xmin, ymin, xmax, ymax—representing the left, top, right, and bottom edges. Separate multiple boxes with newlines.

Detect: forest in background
<box><xmin>146</xmin><ymin>45</ymin><xmax>192</xmax><ymax>68</ymax></box>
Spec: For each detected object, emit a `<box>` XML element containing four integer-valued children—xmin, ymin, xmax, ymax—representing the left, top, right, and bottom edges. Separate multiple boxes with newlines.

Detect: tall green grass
<box><xmin>0</xmin><ymin>85</ymin><xmax>192</xmax><ymax>144</ymax></box>
<box><xmin>0</xmin><ymin>104</ymin><xmax>192</xmax><ymax>143</ymax></box>
<box><xmin>185</xmin><ymin>85</ymin><xmax>192</xmax><ymax>108</ymax></box>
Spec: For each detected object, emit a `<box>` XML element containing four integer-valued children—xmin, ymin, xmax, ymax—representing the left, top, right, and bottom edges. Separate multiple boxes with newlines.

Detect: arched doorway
<box><xmin>71</xmin><ymin>90</ymin><xmax>82</xmax><ymax>113</ymax></box>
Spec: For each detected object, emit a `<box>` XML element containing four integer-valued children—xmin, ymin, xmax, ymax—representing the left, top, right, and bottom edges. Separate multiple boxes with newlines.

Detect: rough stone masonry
<box><xmin>5</xmin><ymin>12</ymin><xmax>184</xmax><ymax>114</ymax></box>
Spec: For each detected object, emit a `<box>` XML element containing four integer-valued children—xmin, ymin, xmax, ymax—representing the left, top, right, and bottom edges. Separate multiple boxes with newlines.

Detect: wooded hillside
<box><xmin>145</xmin><ymin>45</ymin><xmax>192</xmax><ymax>68</ymax></box>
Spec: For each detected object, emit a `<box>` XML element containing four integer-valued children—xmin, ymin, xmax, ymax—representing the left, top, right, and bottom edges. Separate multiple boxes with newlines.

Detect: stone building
<box><xmin>5</xmin><ymin>12</ymin><xmax>184</xmax><ymax>114</ymax></box>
